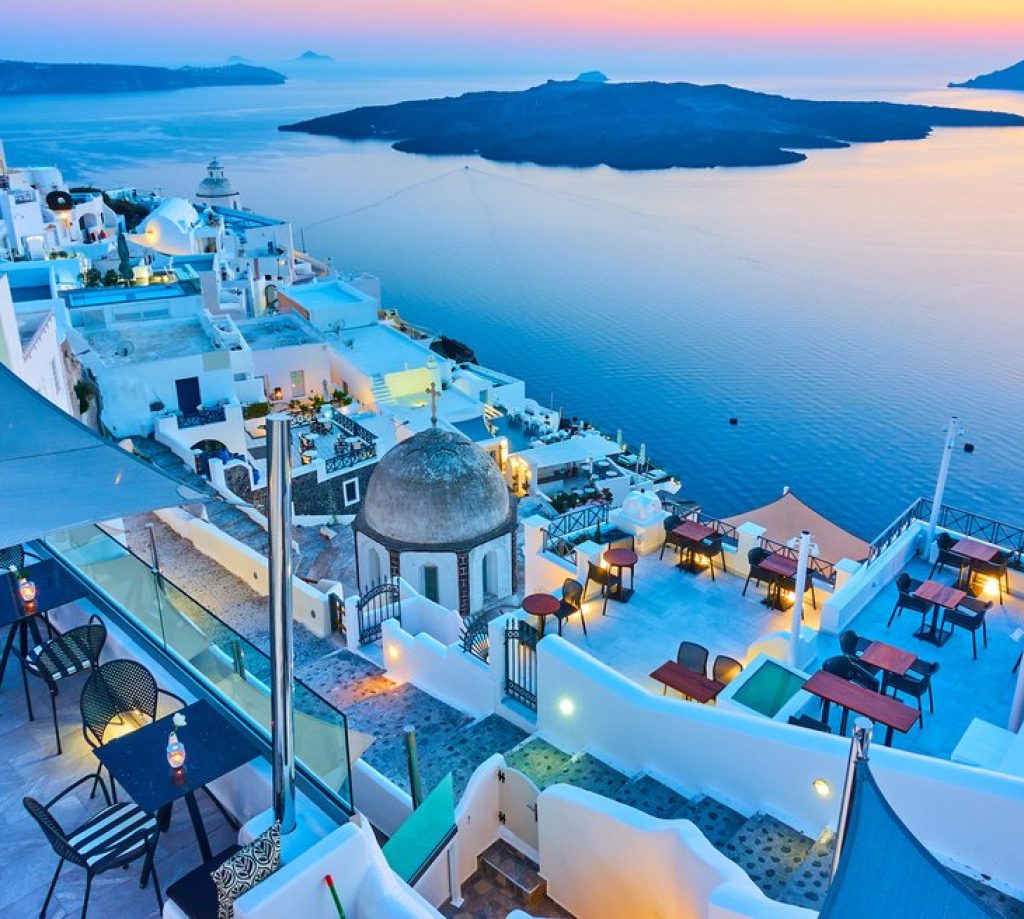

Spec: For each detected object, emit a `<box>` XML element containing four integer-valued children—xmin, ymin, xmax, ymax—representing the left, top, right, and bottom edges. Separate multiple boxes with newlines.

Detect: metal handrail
<box><xmin>868</xmin><ymin>497</ymin><xmax>929</xmax><ymax>561</ymax></box>
<box><xmin>760</xmin><ymin>535</ymin><xmax>837</xmax><ymax>585</ymax></box>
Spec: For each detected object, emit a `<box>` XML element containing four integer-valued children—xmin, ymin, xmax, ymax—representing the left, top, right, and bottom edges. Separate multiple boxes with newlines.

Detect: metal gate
<box><xmin>498</xmin><ymin>767</ymin><xmax>540</xmax><ymax>852</ymax></box>
<box><xmin>504</xmin><ymin>621</ymin><xmax>539</xmax><ymax>711</ymax></box>
<box><xmin>357</xmin><ymin>577</ymin><xmax>401</xmax><ymax>644</ymax></box>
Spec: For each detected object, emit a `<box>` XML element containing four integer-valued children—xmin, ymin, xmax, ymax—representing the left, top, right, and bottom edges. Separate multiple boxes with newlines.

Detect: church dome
<box><xmin>356</xmin><ymin>427</ymin><xmax>514</xmax><ymax>549</ymax></box>
<box><xmin>196</xmin><ymin>159</ymin><xmax>236</xmax><ymax>201</ymax></box>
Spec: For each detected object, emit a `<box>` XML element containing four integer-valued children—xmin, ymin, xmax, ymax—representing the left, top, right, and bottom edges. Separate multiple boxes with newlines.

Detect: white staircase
<box><xmin>370</xmin><ymin>373</ymin><xmax>395</xmax><ymax>407</ymax></box>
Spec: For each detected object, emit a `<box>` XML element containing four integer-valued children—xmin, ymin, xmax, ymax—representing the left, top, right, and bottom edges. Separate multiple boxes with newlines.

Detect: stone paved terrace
<box><xmin>548</xmin><ymin>546</ymin><xmax>1024</xmax><ymax>759</ymax></box>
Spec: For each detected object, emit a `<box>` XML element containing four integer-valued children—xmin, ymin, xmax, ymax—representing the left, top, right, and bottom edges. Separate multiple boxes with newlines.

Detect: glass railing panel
<box><xmin>45</xmin><ymin>524</ymin><xmax>352</xmax><ymax>808</ymax></box>
<box><xmin>382</xmin><ymin>773</ymin><xmax>456</xmax><ymax>885</ymax></box>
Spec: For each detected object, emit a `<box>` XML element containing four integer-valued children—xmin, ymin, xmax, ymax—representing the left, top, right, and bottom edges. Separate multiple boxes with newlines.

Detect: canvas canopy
<box><xmin>0</xmin><ymin>365</ymin><xmax>206</xmax><ymax>548</ymax></box>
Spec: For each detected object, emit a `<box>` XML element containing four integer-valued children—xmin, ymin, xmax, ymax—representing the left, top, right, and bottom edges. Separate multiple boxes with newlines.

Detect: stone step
<box><xmin>720</xmin><ymin>812</ymin><xmax>815</xmax><ymax>901</ymax></box>
<box><xmin>552</xmin><ymin>753</ymin><xmax>629</xmax><ymax>798</ymax></box>
<box><xmin>422</xmin><ymin>714</ymin><xmax>529</xmax><ymax>799</ymax></box>
<box><xmin>611</xmin><ymin>773</ymin><xmax>689</xmax><ymax>820</ymax></box>
<box><xmin>678</xmin><ymin>794</ymin><xmax>747</xmax><ymax>850</ymax></box>
<box><xmin>478</xmin><ymin>839</ymin><xmax>547</xmax><ymax>907</ymax></box>
<box><xmin>779</xmin><ymin>827</ymin><xmax>835</xmax><ymax>910</ymax></box>
<box><xmin>503</xmin><ymin>738</ymin><xmax>573</xmax><ymax>791</ymax></box>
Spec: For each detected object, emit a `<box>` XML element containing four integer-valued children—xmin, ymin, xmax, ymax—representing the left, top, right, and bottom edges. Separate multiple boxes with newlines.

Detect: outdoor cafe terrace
<box><xmin>521</xmin><ymin>499</ymin><xmax>1024</xmax><ymax>762</ymax></box>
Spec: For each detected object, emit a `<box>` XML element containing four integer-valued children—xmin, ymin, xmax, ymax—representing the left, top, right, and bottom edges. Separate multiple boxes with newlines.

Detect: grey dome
<box><xmin>196</xmin><ymin>160</ymin><xmax>235</xmax><ymax>200</ymax></box>
<box><xmin>356</xmin><ymin>427</ymin><xmax>514</xmax><ymax>549</ymax></box>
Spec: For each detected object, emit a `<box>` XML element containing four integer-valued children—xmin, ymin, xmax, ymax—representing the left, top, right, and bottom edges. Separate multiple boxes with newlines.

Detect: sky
<box><xmin>2</xmin><ymin>1</ymin><xmax>1023</xmax><ymax>80</ymax></box>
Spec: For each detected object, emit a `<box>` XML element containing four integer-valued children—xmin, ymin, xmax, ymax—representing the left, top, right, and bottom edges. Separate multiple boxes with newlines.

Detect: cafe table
<box><xmin>603</xmin><ymin>548</ymin><xmax>639</xmax><ymax>602</ymax></box>
<box><xmin>912</xmin><ymin>580</ymin><xmax>967</xmax><ymax>646</ymax></box>
<box><xmin>95</xmin><ymin>699</ymin><xmax>260</xmax><ymax>875</ymax></box>
<box><xmin>672</xmin><ymin>520</ymin><xmax>716</xmax><ymax>570</ymax></box>
<box><xmin>759</xmin><ymin>553</ymin><xmax>798</xmax><ymax>610</ymax></box>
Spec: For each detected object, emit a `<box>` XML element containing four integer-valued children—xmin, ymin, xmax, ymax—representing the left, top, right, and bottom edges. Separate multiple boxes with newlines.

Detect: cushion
<box><xmin>166</xmin><ymin>845</ymin><xmax>241</xmax><ymax>919</ymax></box>
<box><xmin>212</xmin><ymin>823</ymin><xmax>280</xmax><ymax>919</ymax></box>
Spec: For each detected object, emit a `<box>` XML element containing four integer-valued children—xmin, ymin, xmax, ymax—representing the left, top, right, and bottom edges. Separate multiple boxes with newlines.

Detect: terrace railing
<box><xmin>686</xmin><ymin>511</ymin><xmax>739</xmax><ymax>549</ymax></box>
<box><xmin>333</xmin><ymin>413</ymin><xmax>378</xmax><ymax>446</ymax></box>
<box><xmin>867</xmin><ymin>497</ymin><xmax>930</xmax><ymax>561</ymax></box>
<box><xmin>759</xmin><ymin>535</ymin><xmax>837</xmax><ymax>586</ymax></box>
<box><xmin>324</xmin><ymin>444</ymin><xmax>376</xmax><ymax>474</ymax></box>
<box><xmin>543</xmin><ymin>504</ymin><xmax>609</xmax><ymax>565</ymax></box>
<box><xmin>178</xmin><ymin>405</ymin><xmax>227</xmax><ymax>429</ymax></box>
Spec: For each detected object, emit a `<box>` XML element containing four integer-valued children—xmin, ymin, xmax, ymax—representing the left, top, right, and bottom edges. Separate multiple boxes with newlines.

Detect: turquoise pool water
<box><xmin>731</xmin><ymin>659</ymin><xmax>806</xmax><ymax>718</ymax></box>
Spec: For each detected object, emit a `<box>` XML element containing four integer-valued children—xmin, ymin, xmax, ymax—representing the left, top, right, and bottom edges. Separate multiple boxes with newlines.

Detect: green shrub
<box><xmin>243</xmin><ymin>401</ymin><xmax>271</xmax><ymax>420</ymax></box>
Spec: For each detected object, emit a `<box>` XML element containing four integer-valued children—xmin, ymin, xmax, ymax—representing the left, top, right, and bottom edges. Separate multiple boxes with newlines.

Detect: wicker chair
<box><xmin>677</xmin><ymin>641</ymin><xmax>709</xmax><ymax>677</ymax></box>
<box><xmin>584</xmin><ymin>561</ymin><xmax>621</xmax><ymax>616</ymax></box>
<box><xmin>887</xmin><ymin>572</ymin><xmax>930</xmax><ymax>629</ymax></box>
<box><xmin>553</xmin><ymin>579</ymin><xmax>586</xmax><ymax>636</ymax></box>
<box><xmin>19</xmin><ymin>615</ymin><xmax>106</xmax><ymax>754</ymax></box>
<box><xmin>23</xmin><ymin>774</ymin><xmax>162</xmax><ymax>918</ymax></box>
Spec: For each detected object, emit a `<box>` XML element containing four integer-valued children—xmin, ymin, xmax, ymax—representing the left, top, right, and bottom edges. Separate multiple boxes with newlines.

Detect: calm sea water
<box><xmin>3</xmin><ymin>73</ymin><xmax>1023</xmax><ymax>541</ymax></box>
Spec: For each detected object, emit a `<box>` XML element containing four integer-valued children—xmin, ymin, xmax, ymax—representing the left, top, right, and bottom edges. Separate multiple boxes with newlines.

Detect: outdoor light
<box><xmin>18</xmin><ymin>577</ymin><xmax>37</xmax><ymax>604</ymax></box>
<box><xmin>272</xmin><ymin>387</ymin><xmax>284</xmax><ymax>401</ymax></box>
<box><xmin>984</xmin><ymin>578</ymin><xmax>999</xmax><ymax>598</ymax></box>
<box><xmin>812</xmin><ymin>778</ymin><xmax>831</xmax><ymax>798</ymax></box>
<box><xmin>386</xmin><ymin>644</ymin><xmax>400</xmax><ymax>662</ymax></box>
<box><xmin>166</xmin><ymin>731</ymin><xmax>187</xmax><ymax>770</ymax></box>
<box><xmin>558</xmin><ymin>697</ymin><xmax>575</xmax><ymax>716</ymax></box>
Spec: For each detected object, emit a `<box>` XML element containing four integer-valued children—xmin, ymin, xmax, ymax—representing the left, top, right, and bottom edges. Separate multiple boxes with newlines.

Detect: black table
<box><xmin>95</xmin><ymin>699</ymin><xmax>260</xmax><ymax>874</ymax></box>
<box><xmin>0</xmin><ymin>559</ymin><xmax>87</xmax><ymax>686</ymax></box>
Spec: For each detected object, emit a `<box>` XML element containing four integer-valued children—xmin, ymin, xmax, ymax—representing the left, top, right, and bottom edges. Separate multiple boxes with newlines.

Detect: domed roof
<box><xmin>196</xmin><ymin>176</ymin><xmax>235</xmax><ymax>199</ymax></box>
<box><xmin>356</xmin><ymin>426</ymin><xmax>515</xmax><ymax>549</ymax></box>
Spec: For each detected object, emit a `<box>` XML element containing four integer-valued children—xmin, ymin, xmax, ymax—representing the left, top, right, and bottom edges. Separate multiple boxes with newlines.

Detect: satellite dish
<box><xmin>115</xmin><ymin>341</ymin><xmax>135</xmax><ymax>357</ymax></box>
<box><xmin>329</xmin><ymin>319</ymin><xmax>346</xmax><ymax>335</ymax></box>
<box><xmin>45</xmin><ymin>190</ymin><xmax>74</xmax><ymax>211</ymax></box>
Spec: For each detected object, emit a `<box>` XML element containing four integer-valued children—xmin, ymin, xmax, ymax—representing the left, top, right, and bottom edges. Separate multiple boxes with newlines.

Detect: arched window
<box><xmin>367</xmin><ymin>547</ymin><xmax>383</xmax><ymax>584</ymax></box>
<box><xmin>422</xmin><ymin>564</ymin><xmax>440</xmax><ymax>603</ymax></box>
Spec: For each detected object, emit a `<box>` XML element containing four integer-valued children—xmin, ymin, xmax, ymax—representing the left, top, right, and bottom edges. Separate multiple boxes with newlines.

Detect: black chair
<box><xmin>677</xmin><ymin>641</ymin><xmax>709</xmax><ymax>677</ymax></box>
<box><xmin>821</xmin><ymin>655</ymin><xmax>879</xmax><ymax>692</ymax></box>
<box><xmin>884</xmin><ymin>659</ymin><xmax>939</xmax><ymax>727</ymax></box>
<box><xmin>81</xmin><ymin>658</ymin><xmax>186</xmax><ymax>800</ymax></box>
<box><xmin>941</xmin><ymin>596</ymin><xmax>992</xmax><ymax>660</ymax></box>
<box><xmin>712</xmin><ymin>654</ymin><xmax>743</xmax><ymax>686</ymax></box>
<box><xmin>929</xmin><ymin>532</ymin><xmax>966</xmax><ymax>581</ymax></box>
<box><xmin>788</xmin><ymin>713</ymin><xmax>832</xmax><ymax>734</ymax></box>
<box><xmin>887</xmin><ymin>572</ymin><xmax>931</xmax><ymax>629</ymax></box>
<box><xmin>971</xmin><ymin>550</ymin><xmax>1011</xmax><ymax>604</ymax></box>
<box><xmin>777</xmin><ymin>570</ymin><xmax>818</xmax><ymax>611</ymax></box>
<box><xmin>692</xmin><ymin>535</ymin><xmax>726</xmax><ymax>581</ymax></box>
<box><xmin>553</xmin><ymin>579</ymin><xmax>586</xmax><ymax>636</ymax></box>
<box><xmin>23</xmin><ymin>774</ymin><xmax>162</xmax><ymax>918</ymax></box>
<box><xmin>743</xmin><ymin>547</ymin><xmax>778</xmax><ymax>598</ymax></box>
<box><xmin>838</xmin><ymin>629</ymin><xmax>878</xmax><ymax>675</ymax></box>
<box><xmin>659</xmin><ymin>514</ymin><xmax>685</xmax><ymax>561</ymax></box>
<box><xmin>584</xmin><ymin>561</ymin><xmax>621</xmax><ymax>616</ymax></box>
<box><xmin>18</xmin><ymin>615</ymin><xmax>106</xmax><ymax>755</ymax></box>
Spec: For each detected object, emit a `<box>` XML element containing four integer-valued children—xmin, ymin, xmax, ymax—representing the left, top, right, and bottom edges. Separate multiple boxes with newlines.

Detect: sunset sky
<box><xmin>4</xmin><ymin>1</ymin><xmax>1023</xmax><ymax>78</ymax></box>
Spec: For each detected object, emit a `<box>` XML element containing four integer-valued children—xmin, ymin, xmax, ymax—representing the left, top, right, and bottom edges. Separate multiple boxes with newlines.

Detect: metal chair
<box><xmin>19</xmin><ymin>615</ymin><xmax>106</xmax><ymax>755</ymax></box>
<box><xmin>23</xmin><ymin>774</ymin><xmax>162</xmax><ymax>918</ymax></box>
<box><xmin>929</xmin><ymin>532</ymin><xmax>966</xmax><ymax>581</ymax></box>
<box><xmin>584</xmin><ymin>561</ymin><xmax>621</xmax><ymax>616</ymax></box>
<box><xmin>883</xmin><ymin>659</ymin><xmax>939</xmax><ymax>727</ymax></box>
<box><xmin>553</xmin><ymin>579</ymin><xmax>586</xmax><ymax>636</ymax></box>
<box><xmin>887</xmin><ymin>572</ymin><xmax>930</xmax><ymax>629</ymax></box>
<box><xmin>677</xmin><ymin>641</ymin><xmax>709</xmax><ymax>677</ymax></box>
<box><xmin>712</xmin><ymin>654</ymin><xmax>743</xmax><ymax>686</ymax></box>
<box><xmin>941</xmin><ymin>596</ymin><xmax>992</xmax><ymax>660</ymax></box>
<box><xmin>80</xmin><ymin>658</ymin><xmax>185</xmax><ymax>800</ymax></box>
<box><xmin>743</xmin><ymin>547</ymin><xmax>778</xmax><ymax>598</ymax></box>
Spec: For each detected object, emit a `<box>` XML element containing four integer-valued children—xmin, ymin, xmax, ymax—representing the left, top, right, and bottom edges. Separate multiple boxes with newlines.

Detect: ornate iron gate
<box><xmin>357</xmin><ymin>578</ymin><xmax>401</xmax><ymax>644</ymax></box>
<box><xmin>504</xmin><ymin>621</ymin><xmax>539</xmax><ymax>710</ymax></box>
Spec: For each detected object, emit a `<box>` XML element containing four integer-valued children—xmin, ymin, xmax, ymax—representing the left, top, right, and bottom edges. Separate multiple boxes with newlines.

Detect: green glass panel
<box><xmin>731</xmin><ymin>659</ymin><xmax>805</xmax><ymax>717</ymax></box>
<box><xmin>383</xmin><ymin>773</ymin><xmax>456</xmax><ymax>884</ymax></box>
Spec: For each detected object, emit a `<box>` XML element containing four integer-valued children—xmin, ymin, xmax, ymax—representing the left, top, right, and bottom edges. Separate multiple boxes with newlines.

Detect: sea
<box><xmin>2</xmin><ymin>70</ymin><xmax>1022</xmax><ymax>542</ymax></box>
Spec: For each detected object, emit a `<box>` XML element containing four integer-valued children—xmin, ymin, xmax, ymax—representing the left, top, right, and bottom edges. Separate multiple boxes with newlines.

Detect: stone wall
<box><xmin>225</xmin><ymin>458</ymin><xmax>376</xmax><ymax>519</ymax></box>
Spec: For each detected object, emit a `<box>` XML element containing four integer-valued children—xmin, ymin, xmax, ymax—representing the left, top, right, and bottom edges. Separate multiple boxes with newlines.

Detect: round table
<box><xmin>603</xmin><ymin>548</ymin><xmax>639</xmax><ymax>602</ymax></box>
<box><xmin>522</xmin><ymin>592</ymin><xmax>560</xmax><ymax>636</ymax></box>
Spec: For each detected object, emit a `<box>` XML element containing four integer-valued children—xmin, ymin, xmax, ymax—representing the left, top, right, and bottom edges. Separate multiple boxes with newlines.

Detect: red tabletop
<box><xmin>914</xmin><ymin>580</ymin><xmax>967</xmax><ymax>610</ymax></box>
<box><xmin>803</xmin><ymin>670</ymin><xmax>919</xmax><ymax>735</ymax></box>
<box><xmin>650</xmin><ymin>661</ymin><xmax>725</xmax><ymax>704</ymax></box>
<box><xmin>604</xmin><ymin>548</ymin><xmax>639</xmax><ymax>568</ymax></box>
<box><xmin>861</xmin><ymin>640</ymin><xmax>917</xmax><ymax>677</ymax></box>
<box><xmin>760</xmin><ymin>553</ymin><xmax>798</xmax><ymax>578</ymax></box>
<box><xmin>674</xmin><ymin>521</ymin><xmax>716</xmax><ymax>542</ymax></box>
<box><xmin>522</xmin><ymin>593</ymin><xmax>560</xmax><ymax>617</ymax></box>
<box><xmin>952</xmin><ymin>538</ymin><xmax>1000</xmax><ymax>564</ymax></box>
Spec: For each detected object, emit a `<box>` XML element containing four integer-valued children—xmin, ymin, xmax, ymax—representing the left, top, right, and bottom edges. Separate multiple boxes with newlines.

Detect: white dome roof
<box><xmin>147</xmin><ymin>197</ymin><xmax>199</xmax><ymax>232</ymax></box>
<box><xmin>620</xmin><ymin>489</ymin><xmax>663</xmax><ymax>524</ymax></box>
<box><xmin>356</xmin><ymin>427</ymin><xmax>515</xmax><ymax>549</ymax></box>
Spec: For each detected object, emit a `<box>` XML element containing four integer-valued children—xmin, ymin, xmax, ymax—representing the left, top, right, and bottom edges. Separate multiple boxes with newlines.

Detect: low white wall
<box><xmin>155</xmin><ymin>506</ymin><xmax>332</xmax><ymax>637</ymax></box>
<box><xmin>352</xmin><ymin>758</ymin><xmax>413</xmax><ymax>838</ymax></box>
<box><xmin>538</xmin><ymin>786</ymin><xmax>811</xmax><ymax>919</ymax></box>
<box><xmin>535</xmin><ymin>638</ymin><xmax>1024</xmax><ymax>894</ymax></box>
<box><xmin>382</xmin><ymin>619</ymin><xmax>492</xmax><ymax>718</ymax></box>
<box><xmin>399</xmin><ymin>594</ymin><xmax>465</xmax><ymax>647</ymax></box>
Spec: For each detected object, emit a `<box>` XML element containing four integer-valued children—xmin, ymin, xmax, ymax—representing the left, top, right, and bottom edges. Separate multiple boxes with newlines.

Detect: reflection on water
<box><xmin>4</xmin><ymin>75</ymin><xmax>1023</xmax><ymax>540</ymax></box>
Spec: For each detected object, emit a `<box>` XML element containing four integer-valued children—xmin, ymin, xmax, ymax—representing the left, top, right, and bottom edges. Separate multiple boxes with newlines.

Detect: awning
<box><xmin>722</xmin><ymin>490</ymin><xmax>869</xmax><ymax>562</ymax></box>
<box><xmin>514</xmin><ymin>432</ymin><xmax>621</xmax><ymax>469</ymax></box>
<box><xmin>821</xmin><ymin>760</ymin><xmax>1001</xmax><ymax>918</ymax></box>
<box><xmin>0</xmin><ymin>365</ymin><xmax>207</xmax><ymax>547</ymax></box>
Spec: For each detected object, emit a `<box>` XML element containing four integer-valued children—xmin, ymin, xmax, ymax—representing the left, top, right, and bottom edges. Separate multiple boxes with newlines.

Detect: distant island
<box><xmin>0</xmin><ymin>59</ymin><xmax>286</xmax><ymax>94</ymax></box>
<box><xmin>293</xmin><ymin>51</ymin><xmax>333</xmax><ymax>63</ymax></box>
<box><xmin>950</xmin><ymin>58</ymin><xmax>1024</xmax><ymax>91</ymax></box>
<box><xmin>279</xmin><ymin>77</ymin><xmax>1024</xmax><ymax>170</ymax></box>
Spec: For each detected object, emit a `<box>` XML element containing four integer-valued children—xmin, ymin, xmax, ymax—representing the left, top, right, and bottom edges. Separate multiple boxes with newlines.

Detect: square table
<box><xmin>803</xmin><ymin>670</ymin><xmax>919</xmax><ymax>746</ymax></box>
<box><xmin>913</xmin><ymin>580</ymin><xmax>967</xmax><ymax>646</ymax></box>
<box><xmin>95</xmin><ymin>699</ymin><xmax>260</xmax><ymax>869</ymax></box>
<box><xmin>759</xmin><ymin>553</ymin><xmax>798</xmax><ymax>610</ymax></box>
<box><xmin>861</xmin><ymin>640</ymin><xmax>917</xmax><ymax>677</ymax></box>
<box><xmin>650</xmin><ymin>661</ymin><xmax>725</xmax><ymax>704</ymax></box>
<box><xmin>952</xmin><ymin>538</ymin><xmax>1000</xmax><ymax>564</ymax></box>
<box><xmin>672</xmin><ymin>521</ymin><xmax>717</xmax><ymax>571</ymax></box>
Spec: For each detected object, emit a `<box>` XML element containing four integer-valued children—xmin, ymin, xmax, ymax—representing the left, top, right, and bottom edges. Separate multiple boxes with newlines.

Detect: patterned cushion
<box><xmin>211</xmin><ymin>823</ymin><xmax>280</xmax><ymax>919</ymax></box>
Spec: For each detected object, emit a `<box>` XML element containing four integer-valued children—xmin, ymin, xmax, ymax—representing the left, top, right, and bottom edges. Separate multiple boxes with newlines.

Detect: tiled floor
<box><xmin>0</xmin><ymin>640</ymin><xmax>238</xmax><ymax>919</ymax></box>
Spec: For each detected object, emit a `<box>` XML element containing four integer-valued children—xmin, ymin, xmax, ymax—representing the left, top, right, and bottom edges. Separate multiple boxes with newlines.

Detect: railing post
<box><xmin>405</xmin><ymin>726</ymin><xmax>425</xmax><ymax>809</ymax></box>
<box><xmin>267</xmin><ymin>413</ymin><xmax>296</xmax><ymax>835</ymax></box>
<box><xmin>831</xmin><ymin>717</ymin><xmax>872</xmax><ymax>880</ymax></box>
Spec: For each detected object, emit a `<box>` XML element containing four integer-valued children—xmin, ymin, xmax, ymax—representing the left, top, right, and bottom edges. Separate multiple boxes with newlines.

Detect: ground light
<box><xmin>558</xmin><ymin>697</ymin><xmax>575</xmax><ymax>716</ymax></box>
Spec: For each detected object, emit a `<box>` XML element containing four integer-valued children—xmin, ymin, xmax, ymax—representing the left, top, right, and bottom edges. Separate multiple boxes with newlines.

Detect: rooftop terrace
<box><xmin>238</xmin><ymin>314</ymin><xmax>324</xmax><ymax>350</ymax></box>
<box><xmin>84</xmin><ymin>317</ymin><xmax>219</xmax><ymax>365</ymax></box>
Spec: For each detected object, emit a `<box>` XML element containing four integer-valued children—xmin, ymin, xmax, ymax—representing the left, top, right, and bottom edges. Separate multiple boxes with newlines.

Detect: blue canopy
<box><xmin>820</xmin><ymin>761</ymin><xmax>1001</xmax><ymax>918</ymax></box>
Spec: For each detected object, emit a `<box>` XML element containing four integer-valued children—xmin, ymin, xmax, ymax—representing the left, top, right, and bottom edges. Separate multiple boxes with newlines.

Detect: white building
<box><xmin>195</xmin><ymin>158</ymin><xmax>241</xmax><ymax>209</ymax></box>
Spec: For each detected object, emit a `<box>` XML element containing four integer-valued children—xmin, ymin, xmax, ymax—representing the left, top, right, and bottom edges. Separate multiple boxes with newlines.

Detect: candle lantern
<box><xmin>166</xmin><ymin>731</ymin><xmax>187</xmax><ymax>770</ymax></box>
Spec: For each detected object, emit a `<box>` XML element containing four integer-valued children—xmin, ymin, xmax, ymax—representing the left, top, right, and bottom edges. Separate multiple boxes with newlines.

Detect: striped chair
<box><xmin>20</xmin><ymin>615</ymin><xmax>106</xmax><ymax>755</ymax></box>
<box><xmin>24</xmin><ymin>774</ymin><xmax>162</xmax><ymax>919</ymax></box>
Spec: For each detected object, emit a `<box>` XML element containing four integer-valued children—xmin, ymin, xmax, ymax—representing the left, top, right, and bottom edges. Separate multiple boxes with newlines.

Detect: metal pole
<box><xmin>788</xmin><ymin>530</ymin><xmax>812</xmax><ymax>666</ymax></box>
<box><xmin>1009</xmin><ymin>654</ymin><xmax>1024</xmax><ymax>733</ymax></box>
<box><xmin>404</xmin><ymin>725</ymin><xmax>425</xmax><ymax>809</ymax></box>
<box><xmin>267</xmin><ymin>414</ymin><xmax>296</xmax><ymax>834</ymax></box>
<box><xmin>146</xmin><ymin>523</ymin><xmax>168</xmax><ymax>647</ymax></box>
<box><xmin>830</xmin><ymin>717</ymin><xmax>872</xmax><ymax>880</ymax></box>
<box><xmin>926</xmin><ymin>417</ymin><xmax>959</xmax><ymax>555</ymax></box>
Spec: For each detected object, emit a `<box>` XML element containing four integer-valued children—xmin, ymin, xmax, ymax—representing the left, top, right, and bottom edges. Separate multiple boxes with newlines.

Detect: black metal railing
<box><xmin>460</xmin><ymin>613</ymin><xmax>490</xmax><ymax>663</ymax></box>
<box><xmin>324</xmin><ymin>445</ymin><xmax>376</xmax><ymax>474</ymax></box>
<box><xmin>334</xmin><ymin>413</ymin><xmax>378</xmax><ymax>445</ymax></box>
<box><xmin>178</xmin><ymin>405</ymin><xmax>227</xmax><ymax>429</ymax></box>
<box><xmin>543</xmin><ymin>505</ymin><xmax>609</xmax><ymax>564</ymax></box>
<box><xmin>759</xmin><ymin>535</ymin><xmax>837</xmax><ymax>586</ymax></box>
<box><xmin>868</xmin><ymin>497</ymin><xmax>929</xmax><ymax>561</ymax></box>
<box><xmin>357</xmin><ymin>577</ymin><xmax>401</xmax><ymax>645</ymax></box>
<box><xmin>686</xmin><ymin>511</ymin><xmax>739</xmax><ymax>548</ymax></box>
<box><xmin>504</xmin><ymin>621</ymin><xmax>539</xmax><ymax>711</ymax></box>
